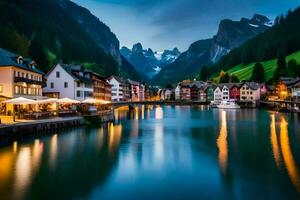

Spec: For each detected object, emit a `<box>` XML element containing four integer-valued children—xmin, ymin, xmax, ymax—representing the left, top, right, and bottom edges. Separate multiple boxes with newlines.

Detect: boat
<box><xmin>210</xmin><ymin>101</ymin><xmax>219</xmax><ymax>108</ymax></box>
<box><xmin>217</xmin><ymin>100</ymin><xmax>241</xmax><ymax>109</ymax></box>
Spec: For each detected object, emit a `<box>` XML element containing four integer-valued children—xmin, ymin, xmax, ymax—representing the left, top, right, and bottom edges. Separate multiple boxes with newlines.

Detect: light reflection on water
<box><xmin>217</xmin><ymin>110</ymin><xmax>228</xmax><ymax>176</ymax></box>
<box><xmin>0</xmin><ymin>106</ymin><xmax>299</xmax><ymax>200</ymax></box>
<box><xmin>279</xmin><ymin>116</ymin><xmax>300</xmax><ymax>193</ymax></box>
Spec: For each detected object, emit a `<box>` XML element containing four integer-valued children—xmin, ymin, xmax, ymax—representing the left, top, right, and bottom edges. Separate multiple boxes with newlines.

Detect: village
<box><xmin>160</xmin><ymin>77</ymin><xmax>300</xmax><ymax>110</ymax></box>
<box><xmin>0</xmin><ymin>48</ymin><xmax>151</xmax><ymax>125</ymax></box>
<box><xmin>0</xmin><ymin>47</ymin><xmax>300</xmax><ymax>128</ymax></box>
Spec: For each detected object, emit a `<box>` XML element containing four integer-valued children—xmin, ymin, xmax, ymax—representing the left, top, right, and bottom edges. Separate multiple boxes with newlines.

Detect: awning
<box><xmin>35</xmin><ymin>98</ymin><xmax>58</xmax><ymax>104</ymax></box>
<box><xmin>82</xmin><ymin>99</ymin><xmax>110</xmax><ymax>104</ymax></box>
<box><xmin>2</xmin><ymin>97</ymin><xmax>36</xmax><ymax>105</ymax></box>
<box><xmin>57</xmin><ymin>98</ymin><xmax>81</xmax><ymax>104</ymax></box>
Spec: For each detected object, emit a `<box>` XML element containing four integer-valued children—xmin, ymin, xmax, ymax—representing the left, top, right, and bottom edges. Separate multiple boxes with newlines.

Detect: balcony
<box><xmin>14</xmin><ymin>77</ymin><xmax>44</xmax><ymax>86</ymax></box>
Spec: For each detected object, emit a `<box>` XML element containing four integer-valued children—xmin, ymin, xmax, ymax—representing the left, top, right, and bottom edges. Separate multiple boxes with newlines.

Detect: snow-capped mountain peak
<box><xmin>120</xmin><ymin>43</ymin><xmax>181</xmax><ymax>79</ymax></box>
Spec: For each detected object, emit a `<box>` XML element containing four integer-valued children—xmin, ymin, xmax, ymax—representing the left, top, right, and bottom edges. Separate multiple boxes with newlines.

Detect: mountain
<box><xmin>0</xmin><ymin>0</ymin><xmax>139</xmax><ymax>79</ymax></box>
<box><xmin>153</xmin><ymin>14</ymin><xmax>272</xmax><ymax>86</ymax></box>
<box><xmin>205</xmin><ymin>7</ymin><xmax>300</xmax><ymax>80</ymax></box>
<box><xmin>120</xmin><ymin>43</ymin><xmax>180</xmax><ymax>79</ymax></box>
<box><xmin>153</xmin><ymin>39</ymin><xmax>212</xmax><ymax>85</ymax></box>
<box><xmin>211</xmin><ymin>14</ymin><xmax>272</xmax><ymax>62</ymax></box>
<box><xmin>154</xmin><ymin>48</ymin><xmax>181</xmax><ymax>68</ymax></box>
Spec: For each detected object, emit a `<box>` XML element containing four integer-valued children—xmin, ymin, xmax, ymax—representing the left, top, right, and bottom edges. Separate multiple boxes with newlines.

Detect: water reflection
<box><xmin>13</xmin><ymin>139</ymin><xmax>43</xmax><ymax>200</ymax></box>
<box><xmin>154</xmin><ymin>118</ymin><xmax>164</xmax><ymax>166</ymax></box>
<box><xmin>270</xmin><ymin>114</ymin><xmax>281</xmax><ymax>168</ymax></box>
<box><xmin>108</xmin><ymin>122</ymin><xmax>122</xmax><ymax>154</ymax></box>
<box><xmin>49</xmin><ymin>134</ymin><xmax>58</xmax><ymax>169</ymax></box>
<box><xmin>13</xmin><ymin>141</ymin><xmax>17</xmax><ymax>153</ymax></box>
<box><xmin>0</xmin><ymin>107</ymin><xmax>300</xmax><ymax>199</ymax></box>
<box><xmin>155</xmin><ymin>106</ymin><xmax>163</xmax><ymax>119</ymax></box>
<box><xmin>279</xmin><ymin>116</ymin><xmax>300</xmax><ymax>193</ymax></box>
<box><xmin>217</xmin><ymin>110</ymin><xmax>228</xmax><ymax>175</ymax></box>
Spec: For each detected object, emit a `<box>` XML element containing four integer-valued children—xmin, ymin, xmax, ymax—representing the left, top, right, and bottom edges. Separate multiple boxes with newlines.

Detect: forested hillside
<box><xmin>203</xmin><ymin>7</ymin><xmax>300</xmax><ymax>80</ymax></box>
<box><xmin>0</xmin><ymin>0</ymin><xmax>140</xmax><ymax>79</ymax></box>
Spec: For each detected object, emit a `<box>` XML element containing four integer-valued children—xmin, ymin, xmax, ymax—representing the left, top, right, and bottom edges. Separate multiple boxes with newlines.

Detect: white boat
<box><xmin>217</xmin><ymin>100</ymin><xmax>241</xmax><ymax>109</ymax></box>
<box><xmin>210</xmin><ymin>101</ymin><xmax>219</xmax><ymax>108</ymax></box>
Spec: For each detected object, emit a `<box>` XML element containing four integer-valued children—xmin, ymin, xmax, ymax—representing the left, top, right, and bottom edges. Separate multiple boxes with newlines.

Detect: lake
<box><xmin>0</xmin><ymin>105</ymin><xmax>300</xmax><ymax>200</ymax></box>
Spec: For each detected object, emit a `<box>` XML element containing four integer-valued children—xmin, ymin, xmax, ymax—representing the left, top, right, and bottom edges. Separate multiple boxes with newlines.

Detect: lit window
<box><xmin>23</xmin><ymin>87</ymin><xmax>27</xmax><ymax>94</ymax></box>
<box><xmin>15</xmin><ymin>86</ymin><xmax>19</xmax><ymax>94</ymax></box>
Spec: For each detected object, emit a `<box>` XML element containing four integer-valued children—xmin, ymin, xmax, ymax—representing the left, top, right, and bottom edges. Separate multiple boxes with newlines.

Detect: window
<box><xmin>77</xmin><ymin>91</ymin><xmax>81</xmax><ymax>97</ymax></box>
<box><xmin>23</xmin><ymin>87</ymin><xmax>27</xmax><ymax>95</ymax></box>
<box><xmin>0</xmin><ymin>85</ymin><xmax>3</xmax><ymax>93</ymax></box>
<box><xmin>50</xmin><ymin>82</ymin><xmax>54</xmax><ymax>88</ymax></box>
<box><xmin>56</xmin><ymin>71</ymin><xmax>60</xmax><ymax>78</ymax></box>
<box><xmin>15</xmin><ymin>86</ymin><xmax>20</xmax><ymax>94</ymax></box>
<box><xmin>64</xmin><ymin>82</ymin><xmax>68</xmax><ymax>88</ymax></box>
<box><xmin>77</xmin><ymin>82</ymin><xmax>81</xmax><ymax>87</ymax></box>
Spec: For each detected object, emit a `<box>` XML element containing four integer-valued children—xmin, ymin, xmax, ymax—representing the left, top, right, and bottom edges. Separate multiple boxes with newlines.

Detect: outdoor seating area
<box><xmin>0</xmin><ymin>97</ymin><xmax>111</xmax><ymax>123</ymax></box>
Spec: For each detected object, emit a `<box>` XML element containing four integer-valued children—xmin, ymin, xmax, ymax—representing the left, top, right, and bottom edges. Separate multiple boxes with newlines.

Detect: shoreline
<box><xmin>0</xmin><ymin>111</ymin><xmax>115</xmax><ymax>138</ymax></box>
<box><xmin>0</xmin><ymin>101</ymin><xmax>298</xmax><ymax>138</ymax></box>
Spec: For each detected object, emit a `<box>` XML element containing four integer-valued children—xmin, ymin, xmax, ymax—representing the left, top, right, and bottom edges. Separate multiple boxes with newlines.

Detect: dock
<box><xmin>0</xmin><ymin>111</ymin><xmax>115</xmax><ymax>137</ymax></box>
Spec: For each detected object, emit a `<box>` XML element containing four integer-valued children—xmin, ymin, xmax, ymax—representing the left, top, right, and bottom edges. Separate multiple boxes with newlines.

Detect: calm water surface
<box><xmin>0</xmin><ymin>106</ymin><xmax>300</xmax><ymax>200</ymax></box>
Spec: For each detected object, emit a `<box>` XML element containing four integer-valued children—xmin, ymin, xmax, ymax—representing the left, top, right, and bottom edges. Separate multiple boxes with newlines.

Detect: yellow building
<box><xmin>0</xmin><ymin>48</ymin><xmax>44</xmax><ymax>100</ymax></box>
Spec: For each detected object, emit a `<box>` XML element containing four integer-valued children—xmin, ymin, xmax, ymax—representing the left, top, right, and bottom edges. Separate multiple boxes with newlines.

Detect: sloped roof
<box><xmin>127</xmin><ymin>79</ymin><xmax>140</xmax><ymax>85</ymax></box>
<box><xmin>0</xmin><ymin>48</ymin><xmax>44</xmax><ymax>74</ymax></box>
<box><xmin>286</xmin><ymin>79</ymin><xmax>300</xmax><ymax>88</ymax></box>
<box><xmin>61</xmin><ymin>64</ymin><xmax>93</xmax><ymax>84</ymax></box>
<box><xmin>108</xmin><ymin>75</ymin><xmax>128</xmax><ymax>84</ymax></box>
<box><xmin>241</xmin><ymin>82</ymin><xmax>261</xmax><ymax>90</ymax></box>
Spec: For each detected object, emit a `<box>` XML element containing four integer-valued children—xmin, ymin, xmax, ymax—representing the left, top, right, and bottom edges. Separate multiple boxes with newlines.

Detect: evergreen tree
<box><xmin>219</xmin><ymin>72</ymin><xmax>230</xmax><ymax>83</ymax></box>
<box><xmin>200</xmin><ymin>66</ymin><xmax>208</xmax><ymax>81</ymax></box>
<box><xmin>29</xmin><ymin>36</ymin><xmax>48</xmax><ymax>70</ymax></box>
<box><xmin>251</xmin><ymin>62</ymin><xmax>265</xmax><ymax>82</ymax></box>
<box><xmin>287</xmin><ymin>59</ymin><xmax>299</xmax><ymax>77</ymax></box>
<box><xmin>277</xmin><ymin>51</ymin><xmax>287</xmax><ymax>69</ymax></box>
<box><xmin>273</xmin><ymin>51</ymin><xmax>287</xmax><ymax>80</ymax></box>
<box><xmin>230</xmin><ymin>74</ymin><xmax>240</xmax><ymax>83</ymax></box>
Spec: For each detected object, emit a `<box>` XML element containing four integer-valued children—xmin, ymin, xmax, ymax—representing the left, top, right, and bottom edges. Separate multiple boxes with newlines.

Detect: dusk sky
<box><xmin>72</xmin><ymin>0</ymin><xmax>299</xmax><ymax>51</ymax></box>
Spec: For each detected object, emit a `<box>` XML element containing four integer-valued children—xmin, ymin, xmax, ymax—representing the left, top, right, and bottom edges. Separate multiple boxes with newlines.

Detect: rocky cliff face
<box><xmin>154</xmin><ymin>14</ymin><xmax>272</xmax><ymax>85</ymax></box>
<box><xmin>121</xmin><ymin>43</ymin><xmax>180</xmax><ymax>79</ymax></box>
<box><xmin>210</xmin><ymin>14</ymin><xmax>272</xmax><ymax>62</ymax></box>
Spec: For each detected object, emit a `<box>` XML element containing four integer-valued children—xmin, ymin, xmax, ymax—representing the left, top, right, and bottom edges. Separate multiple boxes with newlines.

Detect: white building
<box><xmin>43</xmin><ymin>64</ymin><xmax>93</xmax><ymax>101</ymax></box>
<box><xmin>139</xmin><ymin>83</ymin><xmax>145</xmax><ymax>101</ymax></box>
<box><xmin>108</xmin><ymin>76</ymin><xmax>130</xmax><ymax>102</ymax></box>
<box><xmin>240</xmin><ymin>83</ymin><xmax>261</xmax><ymax>102</ymax></box>
<box><xmin>160</xmin><ymin>88</ymin><xmax>173</xmax><ymax>100</ymax></box>
<box><xmin>175</xmin><ymin>85</ymin><xmax>181</xmax><ymax>100</ymax></box>
<box><xmin>289</xmin><ymin>80</ymin><xmax>300</xmax><ymax>101</ymax></box>
<box><xmin>221</xmin><ymin>85</ymin><xmax>230</xmax><ymax>100</ymax></box>
<box><xmin>214</xmin><ymin>86</ymin><xmax>223</xmax><ymax>103</ymax></box>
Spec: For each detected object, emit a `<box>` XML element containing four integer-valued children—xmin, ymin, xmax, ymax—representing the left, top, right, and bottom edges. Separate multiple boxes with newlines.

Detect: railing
<box><xmin>14</xmin><ymin>77</ymin><xmax>44</xmax><ymax>86</ymax></box>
